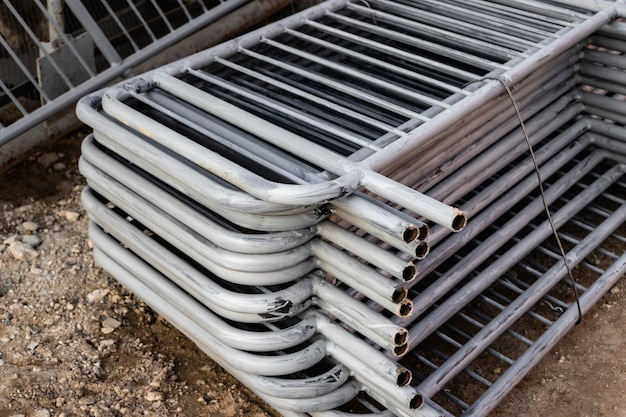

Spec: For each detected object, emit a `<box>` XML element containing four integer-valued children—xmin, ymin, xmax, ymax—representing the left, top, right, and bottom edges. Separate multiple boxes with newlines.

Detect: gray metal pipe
<box><xmin>131</xmin><ymin>88</ymin><xmax>430</xmax><ymax>248</ymax></box>
<box><xmin>93</xmin><ymin>246</ymin><xmax>327</xmax><ymax>376</ymax></box>
<box><xmin>91</xmin><ymin>225</ymin><xmax>412</xmax><ymax>387</ymax></box>
<box><xmin>425</xmin><ymin>106</ymin><xmax>585</xmax><ymax>247</ymax></box>
<box><xmin>81</xmin><ymin>166</ymin><xmax>411</xmax><ymax>316</ymax></box>
<box><xmin>79</xmin><ymin>138</ymin><xmax>317</xmax><ymax>251</ymax></box>
<box><xmin>82</xmin><ymin>186</ymin><xmax>410</xmax><ymax>349</ymax></box>
<box><xmin>91</xmin><ymin>248</ymin><xmax>361</xmax><ymax>411</ymax></box>
<box><xmin>94</xmin><ymin>241</ymin><xmax>430</xmax><ymax>416</ymax></box>
<box><xmin>91</xmin><ymin>224</ymin><xmax>317</xmax><ymax>351</ymax></box>
<box><xmin>405</xmin><ymin>154</ymin><xmax>626</xmax><ymax>348</ymax></box>
<box><xmin>384</xmin><ymin>48</ymin><xmax>580</xmax><ymax>187</ymax></box>
<box><xmin>81</xmin><ymin>135</ymin><xmax>417</xmax><ymax>282</ymax></box>
<box><xmin>407</xmin><ymin>147</ymin><xmax>601</xmax><ymax>315</ymax></box>
<box><xmin>74</xmin><ymin>111</ymin><xmax>304</xmax><ymax>214</ymax></box>
<box><xmin>413</xmin><ymin>127</ymin><xmax>593</xmax><ymax>282</ymax></box>
<box><xmin>79</xmin><ymin>99</ymin><xmax>429</xmax><ymax>252</ymax></box>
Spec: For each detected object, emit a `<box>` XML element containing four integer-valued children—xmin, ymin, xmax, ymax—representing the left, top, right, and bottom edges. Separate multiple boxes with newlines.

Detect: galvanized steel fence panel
<box><xmin>75</xmin><ymin>1</ymin><xmax>626</xmax><ymax>417</ymax></box>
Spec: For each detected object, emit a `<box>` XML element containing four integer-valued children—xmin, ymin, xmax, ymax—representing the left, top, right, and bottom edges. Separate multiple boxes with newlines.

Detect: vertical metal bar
<box><xmin>148</xmin><ymin>0</ymin><xmax>175</xmax><ymax>32</ymax></box>
<box><xmin>47</xmin><ymin>0</ymin><xmax>64</xmax><ymax>44</ymax></box>
<box><xmin>125</xmin><ymin>0</ymin><xmax>158</xmax><ymax>42</ymax></box>
<box><xmin>64</xmin><ymin>0</ymin><xmax>122</xmax><ymax>65</ymax></box>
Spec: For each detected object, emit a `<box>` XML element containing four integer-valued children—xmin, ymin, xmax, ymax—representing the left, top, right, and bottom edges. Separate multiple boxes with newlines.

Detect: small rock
<box><xmin>27</xmin><ymin>342</ymin><xmax>39</xmax><ymax>350</ymax></box>
<box><xmin>38</xmin><ymin>152</ymin><xmax>59</xmax><ymax>168</ymax></box>
<box><xmin>87</xmin><ymin>289</ymin><xmax>110</xmax><ymax>304</ymax></box>
<box><xmin>78</xmin><ymin>396</ymin><xmax>96</xmax><ymax>406</ymax></box>
<box><xmin>52</xmin><ymin>162</ymin><xmax>66</xmax><ymax>171</ymax></box>
<box><xmin>101</xmin><ymin>317</ymin><xmax>121</xmax><ymax>334</ymax></box>
<box><xmin>22</xmin><ymin>235</ymin><xmax>43</xmax><ymax>248</ymax></box>
<box><xmin>8</xmin><ymin>414</ymin><xmax>26</xmax><ymax>417</ymax></box>
<box><xmin>22</xmin><ymin>221</ymin><xmax>39</xmax><ymax>232</ymax></box>
<box><xmin>98</xmin><ymin>339</ymin><xmax>115</xmax><ymax>351</ymax></box>
<box><xmin>9</xmin><ymin>242</ymin><xmax>38</xmax><ymax>261</ymax></box>
<box><xmin>3</xmin><ymin>235</ymin><xmax>18</xmax><ymax>245</ymax></box>
<box><xmin>55</xmin><ymin>180</ymin><xmax>74</xmax><ymax>195</ymax></box>
<box><xmin>145</xmin><ymin>391</ymin><xmax>163</xmax><ymax>402</ymax></box>
<box><xmin>610</xmin><ymin>286</ymin><xmax>621</xmax><ymax>294</ymax></box>
<box><xmin>33</xmin><ymin>410</ymin><xmax>50</xmax><ymax>417</ymax></box>
<box><xmin>58</xmin><ymin>210</ymin><xmax>80</xmax><ymax>222</ymax></box>
<box><xmin>56</xmin><ymin>397</ymin><xmax>65</xmax><ymax>407</ymax></box>
<box><xmin>9</xmin><ymin>242</ymin><xmax>39</xmax><ymax>261</ymax></box>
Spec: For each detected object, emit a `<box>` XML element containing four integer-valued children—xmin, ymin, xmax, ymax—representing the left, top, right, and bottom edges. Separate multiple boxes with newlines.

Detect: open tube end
<box><xmin>417</xmin><ymin>223</ymin><xmax>429</xmax><ymax>241</ymax></box>
<box><xmin>410</xmin><ymin>394</ymin><xmax>425</xmax><ymax>410</ymax></box>
<box><xmin>394</xmin><ymin>328</ymin><xmax>408</xmax><ymax>346</ymax></box>
<box><xmin>396</xmin><ymin>368</ymin><xmax>412</xmax><ymax>387</ymax></box>
<box><xmin>393</xmin><ymin>343</ymin><xmax>409</xmax><ymax>358</ymax></box>
<box><xmin>402</xmin><ymin>264</ymin><xmax>417</xmax><ymax>281</ymax></box>
<box><xmin>403</xmin><ymin>226</ymin><xmax>419</xmax><ymax>243</ymax></box>
<box><xmin>399</xmin><ymin>299</ymin><xmax>413</xmax><ymax>318</ymax></box>
<box><xmin>392</xmin><ymin>286</ymin><xmax>408</xmax><ymax>304</ymax></box>
<box><xmin>414</xmin><ymin>241</ymin><xmax>430</xmax><ymax>260</ymax></box>
<box><xmin>451</xmin><ymin>209</ymin><xmax>467</xmax><ymax>232</ymax></box>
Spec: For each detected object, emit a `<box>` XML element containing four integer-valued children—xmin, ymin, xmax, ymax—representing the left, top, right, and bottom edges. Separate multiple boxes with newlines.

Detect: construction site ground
<box><xmin>1</xmin><ymin>130</ymin><xmax>625</xmax><ymax>417</ymax></box>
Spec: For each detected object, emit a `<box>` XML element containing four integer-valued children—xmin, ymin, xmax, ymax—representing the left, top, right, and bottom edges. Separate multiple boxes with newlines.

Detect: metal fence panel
<box><xmin>0</xmin><ymin>0</ymin><xmax>292</xmax><ymax>170</ymax></box>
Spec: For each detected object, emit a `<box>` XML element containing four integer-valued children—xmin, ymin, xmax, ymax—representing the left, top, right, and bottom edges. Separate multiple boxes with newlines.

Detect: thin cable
<box><xmin>353</xmin><ymin>0</ymin><xmax>378</xmax><ymax>25</ymax></box>
<box><xmin>490</xmin><ymin>77</ymin><xmax>583</xmax><ymax>324</ymax></box>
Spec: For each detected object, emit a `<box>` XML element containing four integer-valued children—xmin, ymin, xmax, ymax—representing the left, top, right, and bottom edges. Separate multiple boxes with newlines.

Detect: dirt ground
<box><xmin>1</xmin><ymin>130</ymin><xmax>625</xmax><ymax>417</ymax></box>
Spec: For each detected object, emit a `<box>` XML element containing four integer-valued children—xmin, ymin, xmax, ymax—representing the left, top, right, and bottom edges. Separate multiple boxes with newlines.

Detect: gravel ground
<box><xmin>1</xmin><ymin>130</ymin><xmax>625</xmax><ymax>417</ymax></box>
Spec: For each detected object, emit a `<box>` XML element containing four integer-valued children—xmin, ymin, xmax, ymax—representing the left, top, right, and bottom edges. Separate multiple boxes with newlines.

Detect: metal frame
<box><xmin>76</xmin><ymin>1</ymin><xmax>626</xmax><ymax>417</ymax></box>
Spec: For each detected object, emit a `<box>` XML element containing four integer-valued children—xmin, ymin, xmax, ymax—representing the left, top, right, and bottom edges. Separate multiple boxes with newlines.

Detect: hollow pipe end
<box><xmin>393</xmin><ymin>342</ymin><xmax>409</xmax><ymax>358</ymax></box>
<box><xmin>392</xmin><ymin>286</ymin><xmax>408</xmax><ymax>304</ymax></box>
<box><xmin>396</xmin><ymin>367</ymin><xmax>412</xmax><ymax>387</ymax></box>
<box><xmin>414</xmin><ymin>241</ymin><xmax>430</xmax><ymax>260</ymax></box>
<box><xmin>402</xmin><ymin>264</ymin><xmax>418</xmax><ymax>281</ymax></box>
<box><xmin>398</xmin><ymin>299</ymin><xmax>413</xmax><ymax>318</ymax></box>
<box><xmin>394</xmin><ymin>328</ymin><xmax>408</xmax><ymax>346</ymax></box>
<box><xmin>410</xmin><ymin>393</ymin><xmax>425</xmax><ymax>410</ymax></box>
<box><xmin>451</xmin><ymin>208</ymin><xmax>468</xmax><ymax>232</ymax></box>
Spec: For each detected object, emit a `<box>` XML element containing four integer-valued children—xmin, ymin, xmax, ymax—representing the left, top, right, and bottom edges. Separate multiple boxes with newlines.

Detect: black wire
<box><xmin>466</xmin><ymin>76</ymin><xmax>583</xmax><ymax>324</ymax></box>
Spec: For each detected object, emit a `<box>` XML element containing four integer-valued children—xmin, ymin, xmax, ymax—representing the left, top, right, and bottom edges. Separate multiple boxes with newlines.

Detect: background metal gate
<box><xmin>0</xmin><ymin>0</ymin><xmax>292</xmax><ymax>171</ymax></box>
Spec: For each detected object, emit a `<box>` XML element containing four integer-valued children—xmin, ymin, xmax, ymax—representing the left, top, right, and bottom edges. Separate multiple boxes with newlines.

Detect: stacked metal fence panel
<box><xmin>0</xmin><ymin>0</ymin><xmax>294</xmax><ymax>170</ymax></box>
<box><xmin>76</xmin><ymin>1</ymin><xmax>626</xmax><ymax>416</ymax></box>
